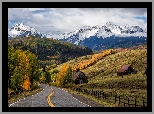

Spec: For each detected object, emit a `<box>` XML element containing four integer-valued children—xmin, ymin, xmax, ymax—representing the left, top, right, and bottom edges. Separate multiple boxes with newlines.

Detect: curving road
<box><xmin>50</xmin><ymin>86</ymin><xmax>90</xmax><ymax>107</ymax></box>
<box><xmin>9</xmin><ymin>84</ymin><xmax>91</xmax><ymax>107</ymax></box>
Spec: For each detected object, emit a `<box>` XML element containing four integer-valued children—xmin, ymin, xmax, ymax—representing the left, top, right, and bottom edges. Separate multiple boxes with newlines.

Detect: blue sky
<box><xmin>8</xmin><ymin>8</ymin><xmax>147</xmax><ymax>34</ymax></box>
<box><xmin>135</xmin><ymin>16</ymin><xmax>147</xmax><ymax>20</ymax></box>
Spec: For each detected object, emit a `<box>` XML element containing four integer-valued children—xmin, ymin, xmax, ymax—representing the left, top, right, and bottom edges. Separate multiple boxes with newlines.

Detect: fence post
<box><xmin>142</xmin><ymin>100</ymin><xmax>147</xmax><ymax>107</ymax></box>
<box><xmin>76</xmin><ymin>88</ymin><xmax>79</xmax><ymax>92</ymax></box>
<box><xmin>105</xmin><ymin>95</ymin><xmax>108</xmax><ymax>99</ymax></box>
<box><xmin>96</xmin><ymin>91</ymin><xmax>98</xmax><ymax>97</ymax></box>
<box><xmin>79</xmin><ymin>88</ymin><xmax>82</xmax><ymax>92</ymax></box>
<box><xmin>96</xmin><ymin>91</ymin><xmax>99</xmax><ymax>97</ymax></box>
<box><xmin>95</xmin><ymin>91</ymin><xmax>97</xmax><ymax>97</ymax></box>
<box><xmin>81</xmin><ymin>88</ymin><xmax>83</xmax><ymax>92</ymax></box>
<box><xmin>85</xmin><ymin>89</ymin><xmax>88</xmax><ymax>94</ymax></box>
<box><xmin>83</xmin><ymin>89</ymin><xmax>87</xmax><ymax>93</ymax></box>
<box><xmin>118</xmin><ymin>96</ymin><xmax>121</xmax><ymax>105</ymax></box>
<box><xmin>135</xmin><ymin>99</ymin><xmax>137</xmax><ymax>107</ymax></box>
<box><xmin>104</xmin><ymin>94</ymin><xmax>107</xmax><ymax>99</ymax></box>
<box><xmin>102</xmin><ymin>92</ymin><xmax>105</xmax><ymax>99</ymax></box>
<box><xmin>127</xmin><ymin>98</ymin><xmax>130</xmax><ymax>107</ymax></box>
<box><xmin>91</xmin><ymin>89</ymin><xmax>93</xmax><ymax>96</ymax></box>
<box><xmin>124</xmin><ymin>98</ymin><xmax>129</xmax><ymax>107</ymax></box>
<box><xmin>77</xmin><ymin>88</ymin><xmax>79</xmax><ymax>92</ymax></box>
<box><xmin>100</xmin><ymin>91</ymin><xmax>103</xmax><ymax>99</ymax></box>
<box><xmin>88</xmin><ymin>90</ymin><xmax>91</xmax><ymax>95</ymax></box>
<box><xmin>97</xmin><ymin>91</ymin><xmax>100</xmax><ymax>98</ymax></box>
<box><xmin>86</xmin><ymin>89</ymin><xmax>88</xmax><ymax>94</ymax></box>
<box><xmin>93</xmin><ymin>91</ymin><xmax>95</xmax><ymax>96</ymax></box>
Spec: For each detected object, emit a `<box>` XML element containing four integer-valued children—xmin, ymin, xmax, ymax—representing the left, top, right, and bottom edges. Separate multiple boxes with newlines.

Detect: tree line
<box><xmin>8</xmin><ymin>36</ymin><xmax>93</xmax><ymax>68</ymax></box>
<box><xmin>8</xmin><ymin>46</ymin><xmax>54</xmax><ymax>91</ymax></box>
<box><xmin>72</xmin><ymin>49</ymin><xmax>116</xmax><ymax>71</ymax></box>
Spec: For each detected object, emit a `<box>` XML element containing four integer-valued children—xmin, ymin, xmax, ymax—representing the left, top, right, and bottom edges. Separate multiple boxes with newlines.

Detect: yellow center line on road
<box><xmin>47</xmin><ymin>88</ymin><xmax>55</xmax><ymax>107</ymax></box>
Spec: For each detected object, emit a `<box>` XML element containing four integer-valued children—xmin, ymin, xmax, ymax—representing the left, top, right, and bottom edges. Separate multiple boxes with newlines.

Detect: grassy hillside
<box><xmin>53</xmin><ymin>45</ymin><xmax>147</xmax><ymax>107</ymax></box>
<box><xmin>8</xmin><ymin>36</ymin><xmax>93</xmax><ymax>67</ymax></box>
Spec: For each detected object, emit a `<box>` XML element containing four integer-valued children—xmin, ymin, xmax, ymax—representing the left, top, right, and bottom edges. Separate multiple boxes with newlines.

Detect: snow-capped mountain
<box><xmin>8</xmin><ymin>22</ymin><xmax>147</xmax><ymax>51</ymax></box>
<box><xmin>52</xmin><ymin>22</ymin><xmax>147</xmax><ymax>50</ymax></box>
<box><xmin>44</xmin><ymin>22</ymin><xmax>146</xmax><ymax>42</ymax></box>
<box><xmin>8</xmin><ymin>23</ymin><xmax>46</xmax><ymax>39</ymax></box>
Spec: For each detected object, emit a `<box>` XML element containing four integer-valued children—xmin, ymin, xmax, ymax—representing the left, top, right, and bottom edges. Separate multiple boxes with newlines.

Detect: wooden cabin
<box><xmin>117</xmin><ymin>64</ymin><xmax>137</xmax><ymax>77</ymax></box>
<box><xmin>72</xmin><ymin>68</ymin><xmax>88</xmax><ymax>85</ymax></box>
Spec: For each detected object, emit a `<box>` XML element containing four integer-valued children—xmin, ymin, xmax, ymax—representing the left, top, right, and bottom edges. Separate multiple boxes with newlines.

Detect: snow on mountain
<box><xmin>52</xmin><ymin>22</ymin><xmax>146</xmax><ymax>46</ymax></box>
<box><xmin>8</xmin><ymin>22</ymin><xmax>147</xmax><ymax>51</ymax></box>
<box><xmin>55</xmin><ymin>22</ymin><xmax>147</xmax><ymax>50</ymax></box>
<box><xmin>47</xmin><ymin>22</ymin><xmax>146</xmax><ymax>41</ymax></box>
<box><xmin>8</xmin><ymin>22</ymin><xmax>46</xmax><ymax>38</ymax></box>
<box><xmin>8</xmin><ymin>22</ymin><xmax>147</xmax><ymax>40</ymax></box>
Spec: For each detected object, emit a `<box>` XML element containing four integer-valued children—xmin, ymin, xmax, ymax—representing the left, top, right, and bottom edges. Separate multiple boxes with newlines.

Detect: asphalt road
<box><xmin>50</xmin><ymin>86</ymin><xmax>90</xmax><ymax>107</ymax></box>
<box><xmin>9</xmin><ymin>84</ymin><xmax>90</xmax><ymax>107</ymax></box>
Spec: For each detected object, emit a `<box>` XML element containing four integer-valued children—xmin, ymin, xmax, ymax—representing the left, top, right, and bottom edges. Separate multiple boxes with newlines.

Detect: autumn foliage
<box><xmin>72</xmin><ymin>49</ymin><xmax>116</xmax><ymax>71</ymax></box>
<box><xmin>22</xmin><ymin>76</ymin><xmax>31</xmax><ymax>90</ymax></box>
<box><xmin>17</xmin><ymin>51</ymin><xmax>30</xmax><ymax>77</ymax></box>
<box><xmin>8</xmin><ymin>46</ymin><xmax>40</xmax><ymax>91</ymax></box>
<box><xmin>56</xmin><ymin>64</ymin><xmax>69</xmax><ymax>87</ymax></box>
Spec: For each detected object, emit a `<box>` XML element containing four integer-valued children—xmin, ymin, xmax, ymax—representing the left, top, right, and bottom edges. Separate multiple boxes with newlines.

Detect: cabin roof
<box><xmin>73</xmin><ymin>71</ymin><xmax>85</xmax><ymax>80</ymax></box>
<box><xmin>118</xmin><ymin>64</ymin><xmax>131</xmax><ymax>73</ymax></box>
<box><xmin>121</xmin><ymin>65</ymin><xmax>131</xmax><ymax>70</ymax></box>
<box><xmin>118</xmin><ymin>69</ymin><xmax>126</xmax><ymax>73</ymax></box>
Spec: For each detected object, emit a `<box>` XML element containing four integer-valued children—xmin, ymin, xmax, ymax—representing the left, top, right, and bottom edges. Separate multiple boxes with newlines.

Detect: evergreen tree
<box><xmin>64</xmin><ymin>66</ymin><xmax>73</xmax><ymax>85</ymax></box>
<box><xmin>10</xmin><ymin>66</ymin><xmax>23</xmax><ymax>90</ymax></box>
<box><xmin>44</xmin><ymin>70</ymin><xmax>51</xmax><ymax>84</ymax></box>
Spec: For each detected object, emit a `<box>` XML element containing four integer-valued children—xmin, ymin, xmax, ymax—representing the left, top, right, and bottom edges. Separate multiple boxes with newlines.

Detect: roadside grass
<box><xmin>8</xmin><ymin>85</ymin><xmax>43</xmax><ymax>105</ymax></box>
<box><xmin>64</xmin><ymin>83</ymin><xmax>146</xmax><ymax>107</ymax></box>
<box><xmin>62</xmin><ymin>87</ymin><xmax>117</xmax><ymax>107</ymax></box>
<box><xmin>85</xmin><ymin>73</ymin><xmax>147</xmax><ymax>89</ymax></box>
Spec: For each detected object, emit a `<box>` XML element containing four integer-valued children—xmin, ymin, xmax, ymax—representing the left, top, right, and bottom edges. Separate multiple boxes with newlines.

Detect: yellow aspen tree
<box><xmin>56</xmin><ymin>64</ymin><xmax>69</xmax><ymax>87</ymax></box>
<box><xmin>22</xmin><ymin>75</ymin><xmax>31</xmax><ymax>90</ymax></box>
<box><xmin>18</xmin><ymin>51</ymin><xmax>31</xmax><ymax>77</ymax></box>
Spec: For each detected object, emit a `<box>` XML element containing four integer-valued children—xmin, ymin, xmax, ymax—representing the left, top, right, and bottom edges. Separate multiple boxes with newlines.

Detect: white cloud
<box><xmin>28</xmin><ymin>8</ymin><xmax>45</xmax><ymax>11</ymax></box>
<box><xmin>8</xmin><ymin>8</ymin><xmax>147</xmax><ymax>34</ymax></box>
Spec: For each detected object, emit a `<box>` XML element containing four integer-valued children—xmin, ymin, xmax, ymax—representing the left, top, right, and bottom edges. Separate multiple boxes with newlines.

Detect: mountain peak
<box><xmin>19</xmin><ymin>22</ymin><xmax>24</xmax><ymax>25</ymax></box>
<box><xmin>13</xmin><ymin>22</ymin><xmax>24</xmax><ymax>27</ymax></box>
<box><xmin>8</xmin><ymin>22</ymin><xmax>46</xmax><ymax>38</ymax></box>
<box><xmin>105</xmin><ymin>22</ymin><xmax>116</xmax><ymax>26</ymax></box>
<box><xmin>8</xmin><ymin>22</ymin><xmax>147</xmax><ymax>40</ymax></box>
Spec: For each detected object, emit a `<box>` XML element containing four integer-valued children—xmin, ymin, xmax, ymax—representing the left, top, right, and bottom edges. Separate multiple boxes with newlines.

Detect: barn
<box><xmin>72</xmin><ymin>68</ymin><xmax>88</xmax><ymax>85</ymax></box>
<box><xmin>117</xmin><ymin>64</ymin><xmax>137</xmax><ymax>77</ymax></box>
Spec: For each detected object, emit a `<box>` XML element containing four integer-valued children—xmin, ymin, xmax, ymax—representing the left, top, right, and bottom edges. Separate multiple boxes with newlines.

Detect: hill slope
<box><xmin>8</xmin><ymin>36</ymin><xmax>93</xmax><ymax>67</ymax></box>
<box><xmin>52</xmin><ymin>44</ymin><xmax>147</xmax><ymax>107</ymax></box>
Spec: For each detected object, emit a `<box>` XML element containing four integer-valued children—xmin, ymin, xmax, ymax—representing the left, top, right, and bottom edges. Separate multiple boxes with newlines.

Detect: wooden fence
<box><xmin>74</xmin><ymin>88</ymin><xmax>147</xmax><ymax>107</ymax></box>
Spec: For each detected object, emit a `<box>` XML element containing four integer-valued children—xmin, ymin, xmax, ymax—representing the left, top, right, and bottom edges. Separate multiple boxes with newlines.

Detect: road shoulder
<box><xmin>62</xmin><ymin>88</ymin><xmax>103</xmax><ymax>107</ymax></box>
